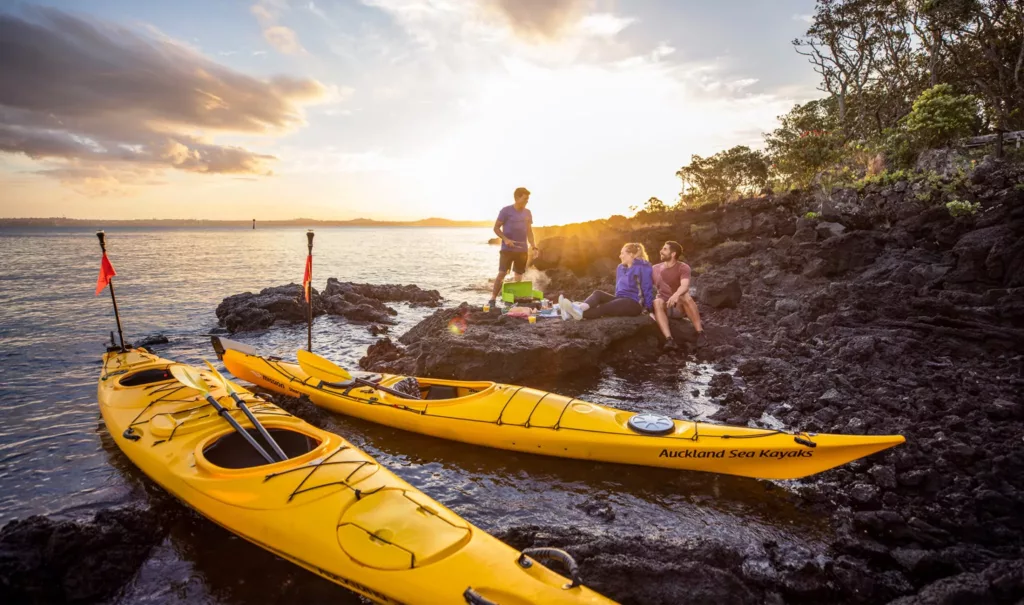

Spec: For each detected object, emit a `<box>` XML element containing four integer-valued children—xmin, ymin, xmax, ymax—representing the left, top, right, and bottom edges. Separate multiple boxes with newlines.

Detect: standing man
<box><xmin>488</xmin><ymin>187</ymin><xmax>537</xmax><ymax>308</ymax></box>
<box><xmin>651</xmin><ymin>241</ymin><xmax>707</xmax><ymax>350</ymax></box>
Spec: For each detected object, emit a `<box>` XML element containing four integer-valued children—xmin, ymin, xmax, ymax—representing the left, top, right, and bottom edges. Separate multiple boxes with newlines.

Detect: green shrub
<box><xmin>945</xmin><ymin>199</ymin><xmax>980</xmax><ymax>217</ymax></box>
<box><xmin>905</xmin><ymin>85</ymin><xmax>980</xmax><ymax>149</ymax></box>
<box><xmin>803</xmin><ymin>211</ymin><xmax>820</xmax><ymax>219</ymax></box>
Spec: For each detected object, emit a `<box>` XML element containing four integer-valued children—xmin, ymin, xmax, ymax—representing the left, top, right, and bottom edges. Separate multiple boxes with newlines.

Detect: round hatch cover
<box><xmin>627</xmin><ymin>413</ymin><xmax>675</xmax><ymax>435</ymax></box>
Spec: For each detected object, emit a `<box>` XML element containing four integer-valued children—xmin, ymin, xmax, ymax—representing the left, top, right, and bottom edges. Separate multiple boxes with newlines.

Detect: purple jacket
<box><xmin>615</xmin><ymin>258</ymin><xmax>656</xmax><ymax>311</ymax></box>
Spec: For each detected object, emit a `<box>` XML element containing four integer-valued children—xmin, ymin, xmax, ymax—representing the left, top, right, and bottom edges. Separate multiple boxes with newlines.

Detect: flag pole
<box><xmin>96</xmin><ymin>231</ymin><xmax>126</xmax><ymax>351</ymax></box>
<box><xmin>306</xmin><ymin>229</ymin><xmax>314</xmax><ymax>352</ymax></box>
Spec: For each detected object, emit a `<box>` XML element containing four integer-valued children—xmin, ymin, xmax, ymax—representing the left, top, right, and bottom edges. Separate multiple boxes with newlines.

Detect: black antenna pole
<box><xmin>307</xmin><ymin>229</ymin><xmax>314</xmax><ymax>352</ymax></box>
<box><xmin>96</xmin><ymin>231</ymin><xmax>126</xmax><ymax>351</ymax></box>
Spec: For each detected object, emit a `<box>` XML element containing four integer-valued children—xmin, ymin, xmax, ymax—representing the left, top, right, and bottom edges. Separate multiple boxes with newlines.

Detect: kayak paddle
<box><xmin>204</xmin><ymin>360</ymin><xmax>288</xmax><ymax>462</ymax></box>
<box><xmin>169</xmin><ymin>364</ymin><xmax>276</xmax><ymax>464</ymax></box>
<box><xmin>296</xmin><ymin>350</ymin><xmax>419</xmax><ymax>400</ymax></box>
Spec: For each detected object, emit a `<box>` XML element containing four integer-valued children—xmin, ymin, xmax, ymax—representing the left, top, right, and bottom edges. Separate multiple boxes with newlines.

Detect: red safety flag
<box><xmin>95</xmin><ymin>252</ymin><xmax>117</xmax><ymax>296</ymax></box>
<box><xmin>302</xmin><ymin>254</ymin><xmax>312</xmax><ymax>302</ymax></box>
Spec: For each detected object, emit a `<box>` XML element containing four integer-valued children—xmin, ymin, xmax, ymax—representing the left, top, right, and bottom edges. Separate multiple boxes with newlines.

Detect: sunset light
<box><xmin>0</xmin><ymin>0</ymin><xmax>818</xmax><ymax>224</ymax></box>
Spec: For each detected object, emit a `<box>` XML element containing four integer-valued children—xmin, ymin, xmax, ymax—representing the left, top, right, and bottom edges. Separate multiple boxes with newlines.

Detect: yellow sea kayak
<box><xmin>99</xmin><ymin>347</ymin><xmax>615</xmax><ymax>605</ymax></box>
<box><xmin>214</xmin><ymin>338</ymin><xmax>905</xmax><ymax>481</ymax></box>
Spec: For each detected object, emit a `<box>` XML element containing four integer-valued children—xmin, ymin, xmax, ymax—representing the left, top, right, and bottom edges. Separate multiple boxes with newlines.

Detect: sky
<box><xmin>0</xmin><ymin>0</ymin><xmax>821</xmax><ymax>225</ymax></box>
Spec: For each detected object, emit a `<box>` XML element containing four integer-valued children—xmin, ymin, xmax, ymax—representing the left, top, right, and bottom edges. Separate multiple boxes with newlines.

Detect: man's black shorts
<box><xmin>499</xmin><ymin>250</ymin><xmax>528</xmax><ymax>274</ymax></box>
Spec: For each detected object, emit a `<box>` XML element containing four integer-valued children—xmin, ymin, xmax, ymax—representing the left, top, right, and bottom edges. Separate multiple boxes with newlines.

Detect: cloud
<box><xmin>251</xmin><ymin>1</ymin><xmax>306</xmax><ymax>55</ymax></box>
<box><xmin>792</xmin><ymin>14</ymin><xmax>813</xmax><ymax>23</ymax></box>
<box><xmin>33</xmin><ymin>165</ymin><xmax>163</xmax><ymax>197</ymax></box>
<box><xmin>485</xmin><ymin>0</ymin><xmax>587</xmax><ymax>40</ymax></box>
<box><xmin>578</xmin><ymin>13</ymin><xmax>635</xmax><ymax>38</ymax></box>
<box><xmin>0</xmin><ymin>8</ymin><xmax>328</xmax><ymax>187</ymax></box>
<box><xmin>363</xmin><ymin>0</ymin><xmax>601</xmax><ymax>48</ymax></box>
<box><xmin>263</xmin><ymin>25</ymin><xmax>304</xmax><ymax>54</ymax></box>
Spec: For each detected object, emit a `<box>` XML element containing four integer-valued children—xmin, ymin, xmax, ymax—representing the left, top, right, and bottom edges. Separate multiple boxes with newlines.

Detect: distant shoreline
<box><xmin>0</xmin><ymin>217</ymin><xmax>493</xmax><ymax>228</ymax></box>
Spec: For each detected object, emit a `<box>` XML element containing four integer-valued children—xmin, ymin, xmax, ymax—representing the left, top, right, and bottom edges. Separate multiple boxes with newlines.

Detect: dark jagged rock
<box><xmin>323</xmin><ymin>278</ymin><xmax>442</xmax><ymax>307</ymax></box>
<box><xmin>216</xmin><ymin>283</ymin><xmax>325</xmax><ymax>332</ymax></box>
<box><xmin>0</xmin><ymin>506</ymin><xmax>173</xmax><ymax>604</ymax></box>
<box><xmin>359</xmin><ymin>303</ymin><xmax>703</xmax><ymax>382</ymax></box>
<box><xmin>698</xmin><ymin>275</ymin><xmax>742</xmax><ymax>308</ymax></box>
<box><xmin>215</xmin><ymin>279</ymin><xmax>442</xmax><ymax>332</ymax></box>
<box><xmin>516</xmin><ymin>159</ymin><xmax>1024</xmax><ymax>603</ymax></box>
<box><xmin>135</xmin><ymin>334</ymin><xmax>169</xmax><ymax>348</ymax></box>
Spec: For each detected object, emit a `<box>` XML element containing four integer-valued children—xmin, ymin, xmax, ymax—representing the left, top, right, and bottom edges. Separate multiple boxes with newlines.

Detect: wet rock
<box><xmin>698</xmin><ymin>276</ymin><xmax>742</xmax><ymax>308</ymax></box>
<box><xmin>216</xmin><ymin>279</ymin><xmax>442</xmax><ymax>331</ymax></box>
<box><xmin>0</xmin><ymin>506</ymin><xmax>173</xmax><ymax>603</ymax></box>
<box><xmin>216</xmin><ymin>284</ymin><xmax>318</xmax><ymax>332</ymax></box>
<box><xmin>890</xmin><ymin>548</ymin><xmax>964</xmax><ymax>583</ymax></box>
<box><xmin>135</xmin><ymin>334</ymin><xmax>169</xmax><ymax>347</ymax></box>
<box><xmin>887</xmin><ymin>558</ymin><xmax>1024</xmax><ymax>605</ymax></box>
<box><xmin>324</xmin><ymin>279</ymin><xmax>442</xmax><ymax>308</ymax></box>
<box><xmin>849</xmin><ymin>483</ymin><xmax>881</xmax><ymax>508</ymax></box>
<box><xmin>497</xmin><ymin>526</ymin><xmax>762</xmax><ymax>605</ymax></box>
<box><xmin>359</xmin><ymin>303</ymin><xmax>669</xmax><ymax>382</ymax></box>
<box><xmin>576</xmin><ymin>500</ymin><xmax>615</xmax><ymax>522</ymax></box>
<box><xmin>868</xmin><ymin>465</ymin><xmax>897</xmax><ymax>489</ymax></box>
<box><xmin>368</xmin><ymin>324</ymin><xmax>389</xmax><ymax>336</ymax></box>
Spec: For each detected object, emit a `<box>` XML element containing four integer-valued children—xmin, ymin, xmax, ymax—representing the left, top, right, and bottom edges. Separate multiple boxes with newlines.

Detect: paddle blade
<box><xmin>297</xmin><ymin>349</ymin><xmax>353</xmax><ymax>383</ymax></box>
<box><xmin>169</xmin><ymin>364</ymin><xmax>210</xmax><ymax>395</ymax></box>
<box><xmin>203</xmin><ymin>359</ymin><xmax>237</xmax><ymax>395</ymax></box>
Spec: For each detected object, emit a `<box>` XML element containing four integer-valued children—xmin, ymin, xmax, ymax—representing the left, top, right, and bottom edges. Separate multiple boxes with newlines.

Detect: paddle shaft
<box><xmin>96</xmin><ymin>231</ymin><xmax>126</xmax><ymax>351</ymax></box>
<box><xmin>203</xmin><ymin>394</ymin><xmax>275</xmax><ymax>463</ymax></box>
<box><xmin>226</xmin><ymin>391</ymin><xmax>288</xmax><ymax>461</ymax></box>
<box><xmin>356</xmin><ymin>377</ymin><xmax>418</xmax><ymax>399</ymax></box>
<box><xmin>306</xmin><ymin>230</ymin><xmax>314</xmax><ymax>353</ymax></box>
<box><xmin>322</xmin><ymin>376</ymin><xmax>417</xmax><ymax>400</ymax></box>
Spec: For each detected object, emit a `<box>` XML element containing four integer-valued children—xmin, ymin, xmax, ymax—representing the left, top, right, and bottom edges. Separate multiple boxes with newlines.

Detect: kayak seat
<box><xmin>119</xmin><ymin>367</ymin><xmax>174</xmax><ymax>387</ymax></box>
<box><xmin>424</xmin><ymin>385</ymin><xmax>459</xmax><ymax>400</ymax></box>
<box><xmin>203</xmin><ymin>428</ymin><xmax>321</xmax><ymax>468</ymax></box>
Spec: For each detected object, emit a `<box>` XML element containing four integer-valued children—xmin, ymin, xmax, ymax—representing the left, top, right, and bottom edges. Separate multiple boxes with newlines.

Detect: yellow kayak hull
<box><xmin>99</xmin><ymin>348</ymin><xmax>615</xmax><ymax>605</ymax></box>
<box><xmin>218</xmin><ymin>343</ymin><xmax>905</xmax><ymax>481</ymax></box>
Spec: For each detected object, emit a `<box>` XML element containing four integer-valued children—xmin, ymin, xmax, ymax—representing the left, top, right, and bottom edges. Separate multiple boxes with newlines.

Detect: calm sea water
<box><xmin>0</xmin><ymin>226</ymin><xmax>826</xmax><ymax>604</ymax></box>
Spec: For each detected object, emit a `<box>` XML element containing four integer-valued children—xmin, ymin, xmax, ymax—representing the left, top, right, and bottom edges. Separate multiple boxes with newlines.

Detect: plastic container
<box><xmin>501</xmin><ymin>281</ymin><xmax>543</xmax><ymax>303</ymax></box>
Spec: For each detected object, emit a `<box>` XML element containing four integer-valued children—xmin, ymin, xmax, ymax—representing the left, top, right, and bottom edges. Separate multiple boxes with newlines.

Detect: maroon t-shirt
<box><xmin>652</xmin><ymin>261</ymin><xmax>691</xmax><ymax>301</ymax></box>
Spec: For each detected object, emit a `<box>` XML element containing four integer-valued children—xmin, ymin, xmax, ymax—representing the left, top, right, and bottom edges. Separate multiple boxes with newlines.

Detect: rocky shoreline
<box><xmin>353</xmin><ymin>157</ymin><xmax>1024</xmax><ymax>603</ymax></box>
<box><xmin>3</xmin><ymin>159</ymin><xmax>1022</xmax><ymax>604</ymax></box>
<box><xmin>214</xmin><ymin>279</ymin><xmax>442</xmax><ymax>332</ymax></box>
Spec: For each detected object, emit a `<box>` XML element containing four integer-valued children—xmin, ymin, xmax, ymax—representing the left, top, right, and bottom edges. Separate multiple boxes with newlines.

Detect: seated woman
<box><xmin>558</xmin><ymin>242</ymin><xmax>656</xmax><ymax>320</ymax></box>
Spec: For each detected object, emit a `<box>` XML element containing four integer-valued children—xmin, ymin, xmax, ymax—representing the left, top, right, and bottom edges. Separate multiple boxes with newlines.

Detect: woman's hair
<box><xmin>622</xmin><ymin>242</ymin><xmax>648</xmax><ymax>261</ymax></box>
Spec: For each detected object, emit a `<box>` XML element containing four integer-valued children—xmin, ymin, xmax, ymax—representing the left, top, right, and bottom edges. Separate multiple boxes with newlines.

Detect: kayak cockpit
<box><xmin>383</xmin><ymin>377</ymin><xmax>496</xmax><ymax>402</ymax></box>
<box><xmin>202</xmin><ymin>427</ymin><xmax>321</xmax><ymax>469</ymax></box>
<box><xmin>118</xmin><ymin>367</ymin><xmax>174</xmax><ymax>386</ymax></box>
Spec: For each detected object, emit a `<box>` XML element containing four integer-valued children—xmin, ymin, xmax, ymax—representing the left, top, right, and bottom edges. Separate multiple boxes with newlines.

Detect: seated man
<box><xmin>651</xmin><ymin>241</ymin><xmax>707</xmax><ymax>350</ymax></box>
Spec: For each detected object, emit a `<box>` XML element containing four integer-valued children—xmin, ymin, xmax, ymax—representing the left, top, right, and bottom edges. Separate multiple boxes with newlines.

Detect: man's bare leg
<box><xmin>490</xmin><ymin>270</ymin><xmax>508</xmax><ymax>303</ymax></box>
<box><xmin>681</xmin><ymin>294</ymin><xmax>707</xmax><ymax>346</ymax></box>
<box><xmin>652</xmin><ymin>299</ymin><xmax>672</xmax><ymax>339</ymax></box>
<box><xmin>680</xmin><ymin>295</ymin><xmax>702</xmax><ymax>332</ymax></box>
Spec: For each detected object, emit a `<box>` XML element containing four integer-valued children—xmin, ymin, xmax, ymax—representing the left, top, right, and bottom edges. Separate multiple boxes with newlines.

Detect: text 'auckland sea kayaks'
<box><xmin>99</xmin><ymin>346</ymin><xmax>616</xmax><ymax>605</ymax></box>
<box><xmin>213</xmin><ymin>337</ymin><xmax>905</xmax><ymax>481</ymax></box>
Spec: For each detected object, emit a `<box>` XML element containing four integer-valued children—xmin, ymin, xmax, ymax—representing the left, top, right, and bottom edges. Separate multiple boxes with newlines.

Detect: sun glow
<box><xmin>409</xmin><ymin>56</ymin><xmax>790</xmax><ymax>225</ymax></box>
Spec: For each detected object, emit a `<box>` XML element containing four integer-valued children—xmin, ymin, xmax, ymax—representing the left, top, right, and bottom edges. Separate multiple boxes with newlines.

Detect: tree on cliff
<box><xmin>675</xmin><ymin>146</ymin><xmax>769</xmax><ymax>207</ymax></box>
